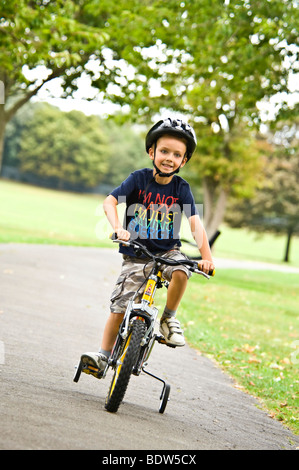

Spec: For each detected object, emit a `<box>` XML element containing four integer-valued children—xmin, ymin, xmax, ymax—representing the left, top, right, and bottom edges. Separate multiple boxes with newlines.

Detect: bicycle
<box><xmin>74</xmin><ymin>235</ymin><xmax>215</xmax><ymax>414</ymax></box>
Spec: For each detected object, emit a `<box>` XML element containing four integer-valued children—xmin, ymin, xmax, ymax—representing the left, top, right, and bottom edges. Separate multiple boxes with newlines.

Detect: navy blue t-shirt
<box><xmin>110</xmin><ymin>168</ymin><xmax>198</xmax><ymax>257</ymax></box>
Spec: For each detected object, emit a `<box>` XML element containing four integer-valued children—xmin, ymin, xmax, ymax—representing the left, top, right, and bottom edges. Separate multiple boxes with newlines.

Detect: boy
<box><xmin>81</xmin><ymin>118</ymin><xmax>214</xmax><ymax>377</ymax></box>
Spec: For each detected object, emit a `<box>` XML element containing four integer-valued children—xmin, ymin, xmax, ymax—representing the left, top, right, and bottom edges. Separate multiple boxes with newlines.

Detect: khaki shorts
<box><xmin>110</xmin><ymin>249</ymin><xmax>192</xmax><ymax>313</ymax></box>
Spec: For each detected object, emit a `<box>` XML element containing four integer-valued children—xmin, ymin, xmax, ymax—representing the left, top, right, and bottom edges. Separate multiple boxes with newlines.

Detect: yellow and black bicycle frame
<box><xmin>141</xmin><ymin>271</ymin><xmax>162</xmax><ymax>306</ymax></box>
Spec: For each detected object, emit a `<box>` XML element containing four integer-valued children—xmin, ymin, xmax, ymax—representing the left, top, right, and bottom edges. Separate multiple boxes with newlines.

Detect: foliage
<box><xmin>3</xmin><ymin>102</ymin><xmax>147</xmax><ymax>188</ymax></box>
<box><xmin>101</xmin><ymin>120</ymin><xmax>148</xmax><ymax>187</ymax></box>
<box><xmin>122</xmin><ymin>0</ymin><xmax>299</xmax><ymax>124</ymax></box>
<box><xmin>1</xmin><ymin>0</ymin><xmax>298</xmax><ymax>236</ymax></box>
<box><xmin>0</xmin><ymin>0</ymin><xmax>163</xmax><ymax>168</ymax></box>
<box><xmin>16</xmin><ymin>103</ymin><xmax>109</xmax><ymax>187</ymax></box>
<box><xmin>114</xmin><ymin>0</ymin><xmax>299</xmax><ymax>235</ymax></box>
<box><xmin>184</xmin><ymin>125</ymin><xmax>271</xmax><ymax>237</ymax></box>
<box><xmin>225</xmin><ymin>120</ymin><xmax>299</xmax><ymax>262</ymax></box>
<box><xmin>0</xmin><ymin>0</ymin><xmax>106</xmax><ymax>123</ymax></box>
<box><xmin>0</xmin><ymin>0</ymin><xmax>160</xmax><ymax>107</ymax></box>
<box><xmin>2</xmin><ymin>102</ymin><xmax>37</xmax><ymax>168</ymax></box>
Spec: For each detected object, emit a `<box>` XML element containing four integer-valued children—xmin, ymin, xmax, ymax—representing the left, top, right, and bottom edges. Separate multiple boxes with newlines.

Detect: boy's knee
<box><xmin>171</xmin><ymin>269</ymin><xmax>188</xmax><ymax>283</ymax></box>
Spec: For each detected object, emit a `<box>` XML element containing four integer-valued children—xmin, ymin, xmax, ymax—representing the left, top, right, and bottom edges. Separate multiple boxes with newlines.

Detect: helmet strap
<box><xmin>152</xmin><ymin>143</ymin><xmax>181</xmax><ymax>178</ymax></box>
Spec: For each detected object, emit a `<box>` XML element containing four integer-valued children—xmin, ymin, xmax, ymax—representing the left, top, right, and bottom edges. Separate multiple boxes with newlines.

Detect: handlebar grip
<box><xmin>109</xmin><ymin>232</ymin><xmax>118</xmax><ymax>240</ymax></box>
<box><xmin>197</xmin><ymin>263</ymin><xmax>215</xmax><ymax>276</ymax></box>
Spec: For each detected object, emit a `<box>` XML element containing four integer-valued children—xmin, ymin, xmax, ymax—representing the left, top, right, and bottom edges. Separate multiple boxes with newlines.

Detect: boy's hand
<box><xmin>115</xmin><ymin>228</ymin><xmax>130</xmax><ymax>241</ymax></box>
<box><xmin>197</xmin><ymin>260</ymin><xmax>215</xmax><ymax>275</ymax></box>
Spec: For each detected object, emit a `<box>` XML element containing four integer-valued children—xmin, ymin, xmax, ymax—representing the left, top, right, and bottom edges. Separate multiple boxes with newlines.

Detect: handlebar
<box><xmin>110</xmin><ymin>233</ymin><xmax>215</xmax><ymax>278</ymax></box>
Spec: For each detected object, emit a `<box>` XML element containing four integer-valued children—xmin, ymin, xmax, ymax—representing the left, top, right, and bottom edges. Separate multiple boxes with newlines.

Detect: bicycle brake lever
<box><xmin>194</xmin><ymin>269</ymin><xmax>211</xmax><ymax>279</ymax></box>
<box><xmin>110</xmin><ymin>232</ymin><xmax>131</xmax><ymax>246</ymax></box>
<box><xmin>196</xmin><ymin>265</ymin><xmax>215</xmax><ymax>277</ymax></box>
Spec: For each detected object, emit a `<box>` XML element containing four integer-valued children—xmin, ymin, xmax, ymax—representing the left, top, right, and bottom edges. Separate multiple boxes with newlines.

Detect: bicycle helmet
<box><xmin>145</xmin><ymin>118</ymin><xmax>197</xmax><ymax>162</ymax></box>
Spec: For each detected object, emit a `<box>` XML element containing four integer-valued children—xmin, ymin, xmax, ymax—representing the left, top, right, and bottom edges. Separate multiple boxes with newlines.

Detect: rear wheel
<box><xmin>105</xmin><ymin>318</ymin><xmax>146</xmax><ymax>413</ymax></box>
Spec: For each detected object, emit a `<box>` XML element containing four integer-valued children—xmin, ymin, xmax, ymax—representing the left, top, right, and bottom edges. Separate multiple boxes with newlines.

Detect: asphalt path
<box><xmin>0</xmin><ymin>243</ymin><xmax>298</xmax><ymax>450</ymax></box>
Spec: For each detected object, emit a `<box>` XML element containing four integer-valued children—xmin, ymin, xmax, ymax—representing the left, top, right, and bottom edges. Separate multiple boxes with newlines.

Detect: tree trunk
<box><xmin>203</xmin><ymin>178</ymin><xmax>228</xmax><ymax>239</ymax></box>
<box><xmin>283</xmin><ymin>227</ymin><xmax>293</xmax><ymax>263</ymax></box>
<box><xmin>0</xmin><ymin>106</ymin><xmax>7</xmax><ymax>175</ymax></box>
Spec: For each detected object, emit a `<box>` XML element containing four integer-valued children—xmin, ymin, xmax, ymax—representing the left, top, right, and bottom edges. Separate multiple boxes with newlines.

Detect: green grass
<box><xmin>1</xmin><ymin>179</ymin><xmax>298</xmax><ymax>435</ymax></box>
<box><xmin>179</xmin><ymin>270</ymin><xmax>299</xmax><ymax>435</ymax></box>
<box><xmin>154</xmin><ymin>269</ymin><xmax>299</xmax><ymax>435</ymax></box>
<box><xmin>213</xmin><ymin>225</ymin><xmax>299</xmax><ymax>267</ymax></box>
<box><xmin>181</xmin><ymin>222</ymin><xmax>299</xmax><ymax>268</ymax></box>
<box><xmin>0</xmin><ymin>179</ymin><xmax>110</xmax><ymax>247</ymax></box>
<box><xmin>1</xmin><ymin>179</ymin><xmax>299</xmax><ymax>266</ymax></box>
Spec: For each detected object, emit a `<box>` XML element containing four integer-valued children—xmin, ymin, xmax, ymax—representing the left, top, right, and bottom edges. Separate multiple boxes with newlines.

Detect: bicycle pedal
<box><xmin>155</xmin><ymin>335</ymin><xmax>177</xmax><ymax>348</ymax></box>
<box><xmin>155</xmin><ymin>334</ymin><xmax>165</xmax><ymax>344</ymax></box>
<box><xmin>82</xmin><ymin>364</ymin><xmax>99</xmax><ymax>374</ymax></box>
<box><xmin>83</xmin><ymin>364</ymin><xmax>101</xmax><ymax>376</ymax></box>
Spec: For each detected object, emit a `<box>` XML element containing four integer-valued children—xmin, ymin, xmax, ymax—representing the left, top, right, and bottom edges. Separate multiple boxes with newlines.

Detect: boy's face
<box><xmin>149</xmin><ymin>135</ymin><xmax>187</xmax><ymax>177</ymax></box>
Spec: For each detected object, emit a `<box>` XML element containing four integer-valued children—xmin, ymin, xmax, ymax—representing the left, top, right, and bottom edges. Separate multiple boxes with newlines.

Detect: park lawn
<box><xmin>0</xmin><ymin>179</ymin><xmax>110</xmax><ymax>246</ymax></box>
<box><xmin>1</xmin><ymin>179</ymin><xmax>298</xmax><ymax>435</ymax></box>
<box><xmin>1</xmin><ymin>179</ymin><xmax>299</xmax><ymax>266</ymax></box>
<box><xmin>177</xmin><ymin>269</ymin><xmax>298</xmax><ymax>435</ymax></box>
<box><xmin>213</xmin><ymin>225</ymin><xmax>299</xmax><ymax>267</ymax></box>
<box><xmin>181</xmin><ymin>222</ymin><xmax>299</xmax><ymax>268</ymax></box>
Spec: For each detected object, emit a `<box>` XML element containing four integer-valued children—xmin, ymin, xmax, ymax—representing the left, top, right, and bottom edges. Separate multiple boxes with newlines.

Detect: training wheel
<box><xmin>73</xmin><ymin>360</ymin><xmax>83</xmax><ymax>382</ymax></box>
<box><xmin>159</xmin><ymin>383</ymin><xmax>170</xmax><ymax>414</ymax></box>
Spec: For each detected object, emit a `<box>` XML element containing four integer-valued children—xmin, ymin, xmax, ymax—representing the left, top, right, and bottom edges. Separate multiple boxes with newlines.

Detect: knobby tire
<box><xmin>105</xmin><ymin>318</ymin><xmax>146</xmax><ymax>413</ymax></box>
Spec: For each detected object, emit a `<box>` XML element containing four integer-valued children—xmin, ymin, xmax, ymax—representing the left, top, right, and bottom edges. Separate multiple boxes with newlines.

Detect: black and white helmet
<box><xmin>145</xmin><ymin>118</ymin><xmax>197</xmax><ymax>161</ymax></box>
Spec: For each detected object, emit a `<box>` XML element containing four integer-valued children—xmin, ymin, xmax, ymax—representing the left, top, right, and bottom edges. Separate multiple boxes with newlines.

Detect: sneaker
<box><xmin>159</xmin><ymin>317</ymin><xmax>185</xmax><ymax>347</ymax></box>
<box><xmin>80</xmin><ymin>352</ymin><xmax>108</xmax><ymax>379</ymax></box>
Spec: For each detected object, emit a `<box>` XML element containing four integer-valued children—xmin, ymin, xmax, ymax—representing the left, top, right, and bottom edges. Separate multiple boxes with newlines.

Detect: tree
<box><xmin>0</xmin><ymin>0</ymin><xmax>165</xmax><ymax>172</ymax></box>
<box><xmin>103</xmin><ymin>120</ymin><xmax>148</xmax><ymax>187</ymax></box>
<box><xmin>225</xmin><ymin>120</ymin><xmax>299</xmax><ymax>262</ymax></box>
<box><xmin>111</xmin><ymin>0</ymin><xmax>299</xmax><ymax>236</ymax></box>
<box><xmin>3</xmin><ymin>101</ymin><xmax>147</xmax><ymax>188</ymax></box>
<box><xmin>183</xmin><ymin>124</ymin><xmax>270</xmax><ymax>237</ymax></box>
<box><xmin>18</xmin><ymin>103</ymin><xmax>109</xmax><ymax>188</ymax></box>
<box><xmin>175</xmin><ymin>0</ymin><xmax>298</xmax><ymax>235</ymax></box>
<box><xmin>2</xmin><ymin>102</ymin><xmax>37</xmax><ymax>168</ymax></box>
<box><xmin>1</xmin><ymin>0</ymin><xmax>298</xmax><ymax>239</ymax></box>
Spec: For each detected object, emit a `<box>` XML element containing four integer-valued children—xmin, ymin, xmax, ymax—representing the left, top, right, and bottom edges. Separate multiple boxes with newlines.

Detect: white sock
<box><xmin>99</xmin><ymin>349</ymin><xmax>110</xmax><ymax>359</ymax></box>
<box><xmin>162</xmin><ymin>306</ymin><xmax>176</xmax><ymax>320</ymax></box>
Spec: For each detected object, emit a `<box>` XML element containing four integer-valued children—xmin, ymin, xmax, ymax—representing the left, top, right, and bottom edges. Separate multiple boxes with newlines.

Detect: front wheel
<box><xmin>105</xmin><ymin>318</ymin><xmax>146</xmax><ymax>413</ymax></box>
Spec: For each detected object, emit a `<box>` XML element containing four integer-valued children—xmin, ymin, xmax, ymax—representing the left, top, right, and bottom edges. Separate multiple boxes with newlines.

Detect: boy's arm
<box><xmin>103</xmin><ymin>194</ymin><xmax>130</xmax><ymax>241</ymax></box>
<box><xmin>188</xmin><ymin>214</ymin><xmax>215</xmax><ymax>273</ymax></box>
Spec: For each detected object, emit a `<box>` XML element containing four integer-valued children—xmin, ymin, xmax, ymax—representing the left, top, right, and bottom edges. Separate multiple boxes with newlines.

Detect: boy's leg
<box><xmin>165</xmin><ymin>269</ymin><xmax>188</xmax><ymax>311</ymax></box>
<box><xmin>100</xmin><ymin>312</ymin><xmax>124</xmax><ymax>353</ymax></box>
<box><xmin>160</xmin><ymin>269</ymin><xmax>188</xmax><ymax>347</ymax></box>
<box><xmin>81</xmin><ymin>256</ymin><xmax>147</xmax><ymax>378</ymax></box>
<box><xmin>81</xmin><ymin>312</ymin><xmax>124</xmax><ymax>378</ymax></box>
